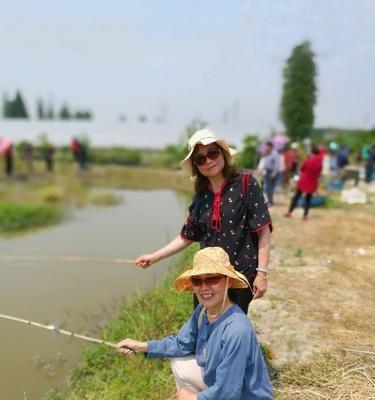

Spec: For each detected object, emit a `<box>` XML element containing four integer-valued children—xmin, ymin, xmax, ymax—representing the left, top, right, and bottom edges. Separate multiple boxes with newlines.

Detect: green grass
<box><xmin>0</xmin><ymin>203</ymin><xmax>63</xmax><ymax>231</ymax></box>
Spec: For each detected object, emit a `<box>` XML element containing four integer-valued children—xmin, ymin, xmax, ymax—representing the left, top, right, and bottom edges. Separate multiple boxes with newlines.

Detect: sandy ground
<box><xmin>250</xmin><ymin>185</ymin><xmax>375</xmax><ymax>367</ymax></box>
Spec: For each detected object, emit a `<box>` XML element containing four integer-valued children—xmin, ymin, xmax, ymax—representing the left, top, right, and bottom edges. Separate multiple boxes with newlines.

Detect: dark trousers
<box><xmin>46</xmin><ymin>158</ymin><xmax>53</xmax><ymax>172</ymax></box>
<box><xmin>193</xmin><ymin>287</ymin><xmax>253</xmax><ymax>315</ymax></box>
<box><xmin>365</xmin><ymin>162</ymin><xmax>374</xmax><ymax>183</ymax></box>
<box><xmin>263</xmin><ymin>171</ymin><xmax>277</xmax><ymax>205</ymax></box>
<box><xmin>289</xmin><ymin>189</ymin><xmax>312</xmax><ymax>216</ymax></box>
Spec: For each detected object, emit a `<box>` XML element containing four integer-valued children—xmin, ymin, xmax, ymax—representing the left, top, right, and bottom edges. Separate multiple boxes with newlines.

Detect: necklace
<box><xmin>206</xmin><ymin>302</ymin><xmax>233</xmax><ymax>322</ymax></box>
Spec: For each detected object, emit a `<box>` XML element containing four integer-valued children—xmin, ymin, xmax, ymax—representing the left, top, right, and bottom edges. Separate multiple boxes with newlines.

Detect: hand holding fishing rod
<box><xmin>117</xmin><ymin>338</ymin><xmax>147</xmax><ymax>355</ymax></box>
<box><xmin>135</xmin><ymin>235</ymin><xmax>192</xmax><ymax>269</ymax></box>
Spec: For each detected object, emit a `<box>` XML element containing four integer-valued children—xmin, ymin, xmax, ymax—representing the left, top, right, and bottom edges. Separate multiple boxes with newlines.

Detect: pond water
<box><xmin>0</xmin><ymin>189</ymin><xmax>187</xmax><ymax>399</ymax></box>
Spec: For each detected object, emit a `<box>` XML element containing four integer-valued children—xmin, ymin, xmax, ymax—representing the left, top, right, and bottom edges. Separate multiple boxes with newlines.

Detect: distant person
<box><xmin>4</xmin><ymin>145</ymin><xmax>14</xmax><ymax>177</ymax></box>
<box><xmin>322</xmin><ymin>145</ymin><xmax>338</xmax><ymax>181</ymax></box>
<box><xmin>44</xmin><ymin>143</ymin><xmax>55</xmax><ymax>172</ymax></box>
<box><xmin>118</xmin><ymin>247</ymin><xmax>274</xmax><ymax>400</ymax></box>
<box><xmin>282</xmin><ymin>144</ymin><xmax>294</xmax><ymax>188</ymax></box>
<box><xmin>284</xmin><ymin>146</ymin><xmax>323</xmax><ymax>220</ymax></box>
<box><xmin>77</xmin><ymin>141</ymin><xmax>87</xmax><ymax>171</ymax></box>
<box><xmin>336</xmin><ymin>145</ymin><xmax>349</xmax><ymax>179</ymax></box>
<box><xmin>71</xmin><ymin>138</ymin><xmax>87</xmax><ymax>171</ymax></box>
<box><xmin>365</xmin><ymin>145</ymin><xmax>375</xmax><ymax>183</ymax></box>
<box><xmin>257</xmin><ymin>142</ymin><xmax>281</xmax><ymax>206</ymax></box>
<box><xmin>136</xmin><ymin>129</ymin><xmax>272</xmax><ymax>315</ymax></box>
<box><xmin>71</xmin><ymin>138</ymin><xmax>80</xmax><ymax>162</ymax></box>
<box><xmin>23</xmin><ymin>142</ymin><xmax>34</xmax><ymax>175</ymax></box>
<box><xmin>290</xmin><ymin>142</ymin><xmax>301</xmax><ymax>175</ymax></box>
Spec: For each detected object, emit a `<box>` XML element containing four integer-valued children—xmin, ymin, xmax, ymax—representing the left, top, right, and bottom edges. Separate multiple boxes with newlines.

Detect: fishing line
<box><xmin>0</xmin><ymin>255</ymin><xmax>135</xmax><ymax>265</ymax></box>
<box><xmin>0</xmin><ymin>313</ymin><xmax>117</xmax><ymax>348</ymax></box>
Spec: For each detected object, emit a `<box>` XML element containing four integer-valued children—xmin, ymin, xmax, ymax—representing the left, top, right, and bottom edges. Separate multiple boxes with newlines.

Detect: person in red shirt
<box><xmin>284</xmin><ymin>146</ymin><xmax>323</xmax><ymax>220</ymax></box>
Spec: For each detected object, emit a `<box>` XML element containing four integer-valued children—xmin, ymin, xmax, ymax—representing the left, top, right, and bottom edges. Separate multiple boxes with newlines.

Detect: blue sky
<box><xmin>1</xmin><ymin>0</ymin><xmax>375</xmax><ymax>142</ymax></box>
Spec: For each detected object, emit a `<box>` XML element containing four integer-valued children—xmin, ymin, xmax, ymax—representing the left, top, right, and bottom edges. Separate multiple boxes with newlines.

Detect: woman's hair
<box><xmin>192</xmin><ymin>144</ymin><xmax>240</xmax><ymax>194</ymax></box>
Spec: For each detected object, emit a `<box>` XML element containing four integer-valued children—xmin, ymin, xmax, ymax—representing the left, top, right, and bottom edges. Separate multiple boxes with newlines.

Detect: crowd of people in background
<box><xmin>0</xmin><ymin>135</ymin><xmax>374</xmax><ymax>194</ymax></box>
<box><xmin>0</xmin><ymin>137</ymin><xmax>87</xmax><ymax>177</ymax></box>
<box><xmin>254</xmin><ymin>138</ymin><xmax>375</xmax><ymax>220</ymax></box>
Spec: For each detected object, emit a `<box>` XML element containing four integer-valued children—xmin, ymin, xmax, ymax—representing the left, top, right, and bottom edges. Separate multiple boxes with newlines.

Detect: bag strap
<box><xmin>241</xmin><ymin>172</ymin><xmax>252</xmax><ymax>201</ymax></box>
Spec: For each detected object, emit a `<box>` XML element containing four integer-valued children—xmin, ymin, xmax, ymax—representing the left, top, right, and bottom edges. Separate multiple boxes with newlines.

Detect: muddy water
<box><xmin>0</xmin><ymin>190</ymin><xmax>187</xmax><ymax>399</ymax></box>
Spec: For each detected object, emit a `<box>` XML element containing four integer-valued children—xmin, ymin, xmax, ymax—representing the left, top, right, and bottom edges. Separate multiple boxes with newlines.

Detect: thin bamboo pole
<box><xmin>343</xmin><ymin>348</ymin><xmax>375</xmax><ymax>356</ymax></box>
<box><xmin>0</xmin><ymin>313</ymin><xmax>117</xmax><ymax>349</ymax></box>
<box><xmin>0</xmin><ymin>255</ymin><xmax>135</xmax><ymax>265</ymax></box>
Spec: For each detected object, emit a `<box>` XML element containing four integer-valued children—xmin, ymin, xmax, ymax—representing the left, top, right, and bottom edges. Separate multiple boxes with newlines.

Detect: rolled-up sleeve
<box><xmin>146</xmin><ymin>308</ymin><xmax>199</xmax><ymax>359</ymax></box>
<box><xmin>246</xmin><ymin>176</ymin><xmax>272</xmax><ymax>233</ymax></box>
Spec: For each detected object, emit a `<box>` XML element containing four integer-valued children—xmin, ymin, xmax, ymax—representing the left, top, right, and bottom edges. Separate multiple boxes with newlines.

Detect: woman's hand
<box><xmin>135</xmin><ymin>236</ymin><xmax>193</xmax><ymax>269</ymax></box>
<box><xmin>252</xmin><ymin>273</ymin><xmax>268</xmax><ymax>299</ymax></box>
<box><xmin>176</xmin><ymin>388</ymin><xmax>197</xmax><ymax>400</ymax></box>
<box><xmin>135</xmin><ymin>254</ymin><xmax>155</xmax><ymax>269</ymax></box>
<box><xmin>117</xmin><ymin>338</ymin><xmax>148</xmax><ymax>355</ymax></box>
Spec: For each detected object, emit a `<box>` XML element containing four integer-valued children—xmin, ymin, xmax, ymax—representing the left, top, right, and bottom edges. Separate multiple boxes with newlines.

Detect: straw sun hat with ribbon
<box><xmin>180</xmin><ymin>129</ymin><xmax>237</xmax><ymax>177</ymax></box>
<box><xmin>174</xmin><ymin>247</ymin><xmax>249</xmax><ymax>292</ymax></box>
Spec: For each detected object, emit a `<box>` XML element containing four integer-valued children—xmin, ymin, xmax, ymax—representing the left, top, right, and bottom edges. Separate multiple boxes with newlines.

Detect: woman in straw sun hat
<box><xmin>136</xmin><ymin>129</ymin><xmax>272</xmax><ymax>314</ymax></box>
<box><xmin>118</xmin><ymin>247</ymin><xmax>274</xmax><ymax>400</ymax></box>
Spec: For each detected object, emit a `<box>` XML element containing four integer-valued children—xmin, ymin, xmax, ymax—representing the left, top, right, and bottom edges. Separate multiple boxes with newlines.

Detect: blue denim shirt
<box><xmin>146</xmin><ymin>304</ymin><xmax>274</xmax><ymax>400</ymax></box>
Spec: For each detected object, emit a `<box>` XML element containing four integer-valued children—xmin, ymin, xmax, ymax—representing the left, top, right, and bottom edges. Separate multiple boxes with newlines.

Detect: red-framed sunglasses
<box><xmin>191</xmin><ymin>275</ymin><xmax>223</xmax><ymax>287</ymax></box>
<box><xmin>193</xmin><ymin>147</ymin><xmax>221</xmax><ymax>167</ymax></box>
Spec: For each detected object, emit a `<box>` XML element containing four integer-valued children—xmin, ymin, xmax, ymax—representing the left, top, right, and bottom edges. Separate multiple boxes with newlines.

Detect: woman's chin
<box><xmin>198</xmin><ymin>295</ymin><xmax>219</xmax><ymax>309</ymax></box>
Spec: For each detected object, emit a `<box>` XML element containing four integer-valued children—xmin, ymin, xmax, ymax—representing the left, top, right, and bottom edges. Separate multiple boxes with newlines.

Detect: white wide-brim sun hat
<box><xmin>180</xmin><ymin>129</ymin><xmax>237</xmax><ymax>177</ymax></box>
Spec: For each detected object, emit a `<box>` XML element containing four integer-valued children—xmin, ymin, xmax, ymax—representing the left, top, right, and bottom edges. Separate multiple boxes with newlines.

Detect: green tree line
<box><xmin>2</xmin><ymin>90</ymin><xmax>93</xmax><ymax>120</ymax></box>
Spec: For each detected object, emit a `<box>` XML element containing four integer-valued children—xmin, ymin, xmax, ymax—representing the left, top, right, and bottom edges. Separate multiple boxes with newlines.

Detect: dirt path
<box><xmin>250</xmin><ymin>193</ymin><xmax>375</xmax><ymax>367</ymax></box>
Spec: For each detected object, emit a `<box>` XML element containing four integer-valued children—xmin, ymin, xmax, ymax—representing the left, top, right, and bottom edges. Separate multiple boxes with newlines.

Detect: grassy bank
<box><xmin>0</xmin><ymin>203</ymin><xmax>63</xmax><ymax>232</ymax></box>
<box><xmin>43</xmin><ymin>246</ymin><xmax>197</xmax><ymax>400</ymax></box>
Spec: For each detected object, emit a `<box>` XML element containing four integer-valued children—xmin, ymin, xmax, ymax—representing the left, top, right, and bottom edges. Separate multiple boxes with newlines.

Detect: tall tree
<box><xmin>37</xmin><ymin>98</ymin><xmax>45</xmax><ymax>119</ymax></box>
<box><xmin>2</xmin><ymin>93</ymin><xmax>10</xmax><ymax>117</ymax></box>
<box><xmin>280</xmin><ymin>41</ymin><xmax>317</xmax><ymax>140</ymax></box>
<box><xmin>46</xmin><ymin>103</ymin><xmax>55</xmax><ymax>119</ymax></box>
<box><xmin>3</xmin><ymin>90</ymin><xmax>29</xmax><ymax>118</ymax></box>
<box><xmin>59</xmin><ymin>103</ymin><xmax>71</xmax><ymax>120</ymax></box>
<box><xmin>12</xmin><ymin>90</ymin><xmax>29</xmax><ymax>118</ymax></box>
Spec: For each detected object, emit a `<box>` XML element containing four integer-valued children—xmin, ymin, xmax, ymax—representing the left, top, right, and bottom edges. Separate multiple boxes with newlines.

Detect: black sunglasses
<box><xmin>193</xmin><ymin>147</ymin><xmax>221</xmax><ymax>167</ymax></box>
<box><xmin>191</xmin><ymin>275</ymin><xmax>223</xmax><ymax>287</ymax></box>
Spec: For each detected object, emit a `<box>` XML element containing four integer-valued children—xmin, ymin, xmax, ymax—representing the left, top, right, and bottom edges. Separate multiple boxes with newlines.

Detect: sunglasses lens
<box><xmin>191</xmin><ymin>275</ymin><xmax>222</xmax><ymax>286</ymax></box>
<box><xmin>191</xmin><ymin>277</ymin><xmax>203</xmax><ymax>286</ymax></box>
<box><xmin>205</xmin><ymin>276</ymin><xmax>222</xmax><ymax>285</ymax></box>
<box><xmin>207</xmin><ymin>148</ymin><xmax>220</xmax><ymax>160</ymax></box>
<box><xmin>193</xmin><ymin>147</ymin><xmax>220</xmax><ymax>166</ymax></box>
<box><xmin>193</xmin><ymin>155</ymin><xmax>207</xmax><ymax>166</ymax></box>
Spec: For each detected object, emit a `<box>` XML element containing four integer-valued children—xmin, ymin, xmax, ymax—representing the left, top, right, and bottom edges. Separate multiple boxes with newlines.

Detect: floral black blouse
<box><xmin>181</xmin><ymin>174</ymin><xmax>272</xmax><ymax>281</ymax></box>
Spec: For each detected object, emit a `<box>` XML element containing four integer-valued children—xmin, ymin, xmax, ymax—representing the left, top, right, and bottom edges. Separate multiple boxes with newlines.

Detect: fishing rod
<box><xmin>0</xmin><ymin>255</ymin><xmax>135</xmax><ymax>265</ymax></box>
<box><xmin>0</xmin><ymin>313</ymin><xmax>118</xmax><ymax>349</ymax></box>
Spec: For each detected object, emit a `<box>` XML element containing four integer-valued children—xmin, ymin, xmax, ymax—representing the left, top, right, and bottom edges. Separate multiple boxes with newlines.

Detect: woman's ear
<box><xmin>227</xmin><ymin>277</ymin><xmax>233</xmax><ymax>289</ymax></box>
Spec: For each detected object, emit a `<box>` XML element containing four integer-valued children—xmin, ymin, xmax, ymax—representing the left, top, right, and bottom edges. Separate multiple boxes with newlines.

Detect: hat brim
<box><xmin>180</xmin><ymin>138</ymin><xmax>237</xmax><ymax>177</ymax></box>
<box><xmin>174</xmin><ymin>267</ymin><xmax>249</xmax><ymax>293</ymax></box>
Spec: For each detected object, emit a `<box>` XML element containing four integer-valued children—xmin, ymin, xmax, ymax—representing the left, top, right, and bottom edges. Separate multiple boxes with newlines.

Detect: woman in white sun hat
<box><xmin>119</xmin><ymin>247</ymin><xmax>274</xmax><ymax>400</ymax></box>
<box><xmin>136</xmin><ymin>129</ymin><xmax>272</xmax><ymax>314</ymax></box>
